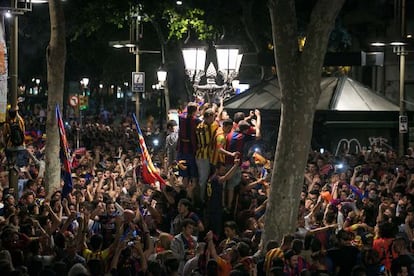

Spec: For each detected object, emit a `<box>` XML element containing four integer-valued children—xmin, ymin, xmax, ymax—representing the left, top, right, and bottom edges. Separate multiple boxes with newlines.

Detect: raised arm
<box><xmin>110</xmin><ymin>241</ymin><xmax>127</xmax><ymax>272</ymax></box>
<box><xmin>132</xmin><ymin>238</ymin><xmax>148</xmax><ymax>273</ymax></box>
<box><xmin>206</xmin><ymin>230</ymin><xmax>218</xmax><ymax>259</ymax></box>
<box><xmin>44</xmin><ymin>201</ymin><xmax>62</xmax><ymax>234</ymax></box>
<box><xmin>219</xmin><ymin>158</ymin><xmax>241</xmax><ymax>183</ymax></box>
<box><xmin>60</xmin><ymin>211</ymin><xmax>77</xmax><ymax>233</ymax></box>
<box><xmin>254</xmin><ymin>109</ymin><xmax>261</xmax><ymax>139</ymax></box>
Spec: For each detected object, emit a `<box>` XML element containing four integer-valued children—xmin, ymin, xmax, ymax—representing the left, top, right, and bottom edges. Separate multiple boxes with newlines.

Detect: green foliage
<box><xmin>163</xmin><ymin>8</ymin><xmax>216</xmax><ymax>41</ymax></box>
<box><xmin>65</xmin><ymin>0</ymin><xmax>131</xmax><ymax>41</ymax></box>
<box><xmin>66</xmin><ymin>0</ymin><xmax>215</xmax><ymax>44</ymax></box>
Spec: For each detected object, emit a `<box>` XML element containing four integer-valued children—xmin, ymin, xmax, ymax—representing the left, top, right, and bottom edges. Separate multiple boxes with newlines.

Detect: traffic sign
<box><xmin>79</xmin><ymin>95</ymin><xmax>88</xmax><ymax>110</ymax></box>
<box><xmin>132</xmin><ymin>72</ymin><xmax>145</xmax><ymax>92</ymax></box>
<box><xmin>399</xmin><ymin>115</ymin><xmax>408</xmax><ymax>133</ymax></box>
<box><xmin>69</xmin><ymin>95</ymin><xmax>79</xmax><ymax>107</ymax></box>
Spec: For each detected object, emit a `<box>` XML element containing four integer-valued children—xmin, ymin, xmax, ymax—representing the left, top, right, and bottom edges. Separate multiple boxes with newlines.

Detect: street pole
<box><xmin>10</xmin><ymin>8</ymin><xmax>18</xmax><ymax>110</ymax></box>
<box><xmin>398</xmin><ymin>48</ymin><xmax>406</xmax><ymax>156</ymax></box>
<box><xmin>77</xmin><ymin>105</ymin><xmax>81</xmax><ymax>149</ymax></box>
<box><xmin>135</xmin><ymin>52</ymin><xmax>140</xmax><ymax>121</ymax></box>
<box><xmin>164</xmin><ymin>84</ymin><xmax>170</xmax><ymax>118</ymax></box>
<box><xmin>9</xmin><ymin>1</ymin><xmax>19</xmax><ymax>196</ymax></box>
<box><xmin>160</xmin><ymin>41</ymin><xmax>170</xmax><ymax>125</ymax></box>
<box><xmin>398</xmin><ymin>0</ymin><xmax>406</xmax><ymax>156</ymax></box>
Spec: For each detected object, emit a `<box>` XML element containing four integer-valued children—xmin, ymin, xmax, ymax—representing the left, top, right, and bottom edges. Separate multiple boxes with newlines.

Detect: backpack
<box><xmin>9</xmin><ymin>120</ymin><xmax>24</xmax><ymax>146</ymax></box>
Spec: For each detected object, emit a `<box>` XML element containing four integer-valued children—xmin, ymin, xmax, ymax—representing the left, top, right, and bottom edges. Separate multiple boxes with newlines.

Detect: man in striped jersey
<box><xmin>195</xmin><ymin>108</ymin><xmax>217</xmax><ymax>204</ymax></box>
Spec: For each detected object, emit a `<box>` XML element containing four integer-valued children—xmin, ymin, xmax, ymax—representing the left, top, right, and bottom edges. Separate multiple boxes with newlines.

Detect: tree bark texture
<box><xmin>262</xmin><ymin>0</ymin><xmax>345</xmax><ymax>246</ymax></box>
<box><xmin>45</xmin><ymin>0</ymin><xmax>66</xmax><ymax>196</ymax></box>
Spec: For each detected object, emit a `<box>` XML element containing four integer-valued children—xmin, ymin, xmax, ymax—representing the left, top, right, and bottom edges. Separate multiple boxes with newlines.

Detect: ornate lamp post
<box><xmin>152</xmin><ymin>66</ymin><xmax>169</xmax><ymax>131</ymax></box>
<box><xmin>370</xmin><ymin>41</ymin><xmax>409</xmax><ymax>156</ymax></box>
<box><xmin>369</xmin><ymin>0</ymin><xmax>411</xmax><ymax>156</ymax></box>
<box><xmin>182</xmin><ymin>47</ymin><xmax>207</xmax><ymax>87</ymax></box>
<box><xmin>156</xmin><ymin>65</ymin><xmax>169</xmax><ymax>115</ymax></box>
<box><xmin>216</xmin><ymin>45</ymin><xmax>243</xmax><ymax>85</ymax></box>
<box><xmin>182</xmin><ymin>45</ymin><xmax>243</xmax><ymax>103</ymax></box>
<box><xmin>77</xmin><ymin>77</ymin><xmax>89</xmax><ymax>148</ymax></box>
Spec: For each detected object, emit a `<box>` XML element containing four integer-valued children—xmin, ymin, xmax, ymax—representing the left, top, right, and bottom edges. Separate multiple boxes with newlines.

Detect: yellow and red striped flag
<box><xmin>132</xmin><ymin>114</ymin><xmax>166</xmax><ymax>188</ymax></box>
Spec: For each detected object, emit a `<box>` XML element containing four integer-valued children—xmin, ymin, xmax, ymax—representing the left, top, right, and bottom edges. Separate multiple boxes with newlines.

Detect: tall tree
<box><xmin>262</xmin><ymin>0</ymin><xmax>345</xmax><ymax>245</ymax></box>
<box><xmin>44</xmin><ymin>0</ymin><xmax>66</xmax><ymax>195</ymax></box>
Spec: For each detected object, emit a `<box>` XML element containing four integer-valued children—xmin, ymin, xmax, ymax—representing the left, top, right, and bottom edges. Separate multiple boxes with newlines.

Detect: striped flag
<box><xmin>132</xmin><ymin>114</ymin><xmax>166</xmax><ymax>188</ymax></box>
<box><xmin>56</xmin><ymin>105</ymin><xmax>73</xmax><ymax>197</ymax></box>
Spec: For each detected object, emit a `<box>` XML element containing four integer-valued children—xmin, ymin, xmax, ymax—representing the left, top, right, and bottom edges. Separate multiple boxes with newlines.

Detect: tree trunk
<box><xmin>262</xmin><ymin>0</ymin><xmax>345</xmax><ymax>246</ymax></box>
<box><xmin>44</xmin><ymin>0</ymin><xmax>66</xmax><ymax>196</ymax></box>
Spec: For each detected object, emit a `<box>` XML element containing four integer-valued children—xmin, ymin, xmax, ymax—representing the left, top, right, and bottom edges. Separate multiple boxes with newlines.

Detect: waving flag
<box><xmin>132</xmin><ymin>114</ymin><xmax>166</xmax><ymax>188</ymax></box>
<box><xmin>56</xmin><ymin>105</ymin><xmax>73</xmax><ymax>197</ymax></box>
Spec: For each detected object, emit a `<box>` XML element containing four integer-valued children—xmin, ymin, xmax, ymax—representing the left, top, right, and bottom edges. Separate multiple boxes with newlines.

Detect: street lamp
<box><xmin>76</xmin><ymin>77</ymin><xmax>89</xmax><ymax>148</ymax></box>
<box><xmin>157</xmin><ymin>66</ymin><xmax>167</xmax><ymax>84</ymax></box>
<box><xmin>370</xmin><ymin>41</ymin><xmax>408</xmax><ymax>156</ymax></box>
<box><xmin>80</xmin><ymin>77</ymin><xmax>89</xmax><ymax>92</ymax></box>
<box><xmin>0</xmin><ymin>0</ymin><xmax>42</xmax><ymax>113</ymax></box>
<box><xmin>154</xmin><ymin>65</ymin><xmax>169</xmax><ymax>131</ymax></box>
<box><xmin>369</xmin><ymin>0</ymin><xmax>410</xmax><ymax>156</ymax></box>
<box><xmin>31</xmin><ymin>77</ymin><xmax>40</xmax><ymax>95</ymax></box>
<box><xmin>394</xmin><ymin>43</ymin><xmax>407</xmax><ymax>157</ymax></box>
<box><xmin>98</xmin><ymin>83</ymin><xmax>104</xmax><ymax>110</ymax></box>
<box><xmin>0</xmin><ymin>0</ymin><xmax>38</xmax><ymax>198</ymax></box>
<box><xmin>182</xmin><ymin>44</ymin><xmax>243</xmax><ymax>102</ymax></box>
<box><xmin>123</xmin><ymin>81</ymin><xmax>130</xmax><ymax>114</ymax></box>
<box><xmin>182</xmin><ymin>47</ymin><xmax>207</xmax><ymax>86</ymax></box>
<box><xmin>215</xmin><ymin>45</ymin><xmax>243</xmax><ymax>84</ymax></box>
<box><xmin>109</xmin><ymin>4</ymin><xmax>142</xmax><ymax>121</ymax></box>
<box><xmin>81</xmin><ymin>77</ymin><xmax>89</xmax><ymax>86</ymax></box>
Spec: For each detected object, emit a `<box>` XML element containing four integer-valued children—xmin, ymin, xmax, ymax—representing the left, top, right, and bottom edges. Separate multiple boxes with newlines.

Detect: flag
<box><xmin>56</xmin><ymin>105</ymin><xmax>73</xmax><ymax>197</ymax></box>
<box><xmin>132</xmin><ymin>114</ymin><xmax>166</xmax><ymax>188</ymax></box>
<box><xmin>252</xmin><ymin>152</ymin><xmax>271</xmax><ymax>169</ymax></box>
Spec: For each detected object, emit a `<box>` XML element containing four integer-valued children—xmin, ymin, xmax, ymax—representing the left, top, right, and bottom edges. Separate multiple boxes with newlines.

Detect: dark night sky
<box><xmin>2</xmin><ymin>0</ymin><xmax>413</xmax><ymax>99</ymax></box>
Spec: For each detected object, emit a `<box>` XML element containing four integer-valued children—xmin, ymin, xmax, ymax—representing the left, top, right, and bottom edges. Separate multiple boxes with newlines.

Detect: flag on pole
<box><xmin>56</xmin><ymin>105</ymin><xmax>73</xmax><ymax>198</ymax></box>
<box><xmin>132</xmin><ymin>114</ymin><xmax>166</xmax><ymax>188</ymax></box>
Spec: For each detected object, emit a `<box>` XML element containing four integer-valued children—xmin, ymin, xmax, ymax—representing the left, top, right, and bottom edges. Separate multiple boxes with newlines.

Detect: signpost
<box><xmin>132</xmin><ymin>72</ymin><xmax>145</xmax><ymax>92</ymax></box>
<box><xmin>69</xmin><ymin>95</ymin><xmax>79</xmax><ymax>107</ymax></box>
<box><xmin>399</xmin><ymin>115</ymin><xmax>408</xmax><ymax>133</ymax></box>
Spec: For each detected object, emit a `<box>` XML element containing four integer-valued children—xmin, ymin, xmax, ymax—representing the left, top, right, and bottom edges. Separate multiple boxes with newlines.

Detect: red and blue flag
<box><xmin>56</xmin><ymin>105</ymin><xmax>73</xmax><ymax>197</ymax></box>
<box><xmin>132</xmin><ymin>114</ymin><xmax>166</xmax><ymax>188</ymax></box>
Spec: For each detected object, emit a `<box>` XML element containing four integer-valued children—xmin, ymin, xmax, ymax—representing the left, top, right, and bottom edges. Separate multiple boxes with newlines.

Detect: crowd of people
<box><xmin>0</xmin><ymin>100</ymin><xmax>413</xmax><ymax>276</ymax></box>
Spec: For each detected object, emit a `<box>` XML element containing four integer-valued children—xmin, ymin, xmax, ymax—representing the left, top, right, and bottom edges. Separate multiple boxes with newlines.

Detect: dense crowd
<box><xmin>0</xmin><ymin>101</ymin><xmax>413</xmax><ymax>276</ymax></box>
